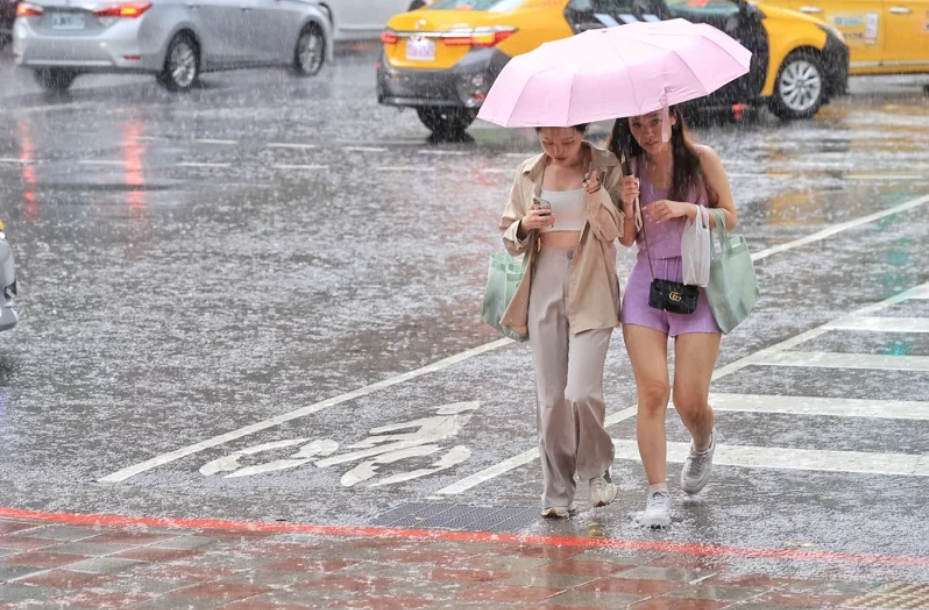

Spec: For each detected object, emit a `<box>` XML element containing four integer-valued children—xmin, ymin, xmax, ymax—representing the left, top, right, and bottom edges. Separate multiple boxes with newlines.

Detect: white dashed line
<box><xmin>344</xmin><ymin>146</ymin><xmax>389</xmax><ymax>153</ymax></box>
<box><xmin>267</xmin><ymin>143</ymin><xmax>318</xmax><ymax>150</ymax></box>
<box><xmin>176</xmin><ymin>162</ymin><xmax>233</xmax><ymax>169</ymax></box>
<box><xmin>194</xmin><ymin>139</ymin><xmax>237</xmax><ymax>145</ymax></box>
<box><xmin>417</xmin><ymin>150</ymin><xmax>468</xmax><ymax>156</ymax></box>
<box><xmin>273</xmin><ymin>164</ymin><xmax>329</xmax><ymax>171</ymax></box>
<box><xmin>0</xmin><ymin>158</ymin><xmax>31</xmax><ymax>164</ymax></box>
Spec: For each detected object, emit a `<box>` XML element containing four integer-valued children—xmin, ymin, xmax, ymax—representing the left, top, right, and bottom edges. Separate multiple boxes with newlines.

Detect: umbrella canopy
<box><xmin>477</xmin><ymin>19</ymin><xmax>752</xmax><ymax>128</ymax></box>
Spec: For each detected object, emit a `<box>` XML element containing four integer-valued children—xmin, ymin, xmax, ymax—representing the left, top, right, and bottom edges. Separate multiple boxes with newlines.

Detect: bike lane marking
<box><xmin>101</xmin><ymin>194</ymin><xmax>929</xmax><ymax>484</ymax></box>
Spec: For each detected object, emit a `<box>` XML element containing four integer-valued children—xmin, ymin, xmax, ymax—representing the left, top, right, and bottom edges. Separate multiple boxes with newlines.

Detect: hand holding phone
<box><xmin>526</xmin><ymin>196</ymin><xmax>556</xmax><ymax>230</ymax></box>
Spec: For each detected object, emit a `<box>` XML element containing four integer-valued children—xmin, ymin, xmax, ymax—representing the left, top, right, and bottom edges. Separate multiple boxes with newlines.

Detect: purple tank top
<box><xmin>634</xmin><ymin>160</ymin><xmax>710</xmax><ymax>260</ymax></box>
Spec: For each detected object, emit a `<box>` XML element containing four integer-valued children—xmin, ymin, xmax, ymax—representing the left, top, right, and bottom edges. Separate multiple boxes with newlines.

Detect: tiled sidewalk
<box><xmin>0</xmin><ymin>517</ymin><xmax>926</xmax><ymax>610</ymax></box>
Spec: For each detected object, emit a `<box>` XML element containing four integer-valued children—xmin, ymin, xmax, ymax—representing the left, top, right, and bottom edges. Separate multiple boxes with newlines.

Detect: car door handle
<box><xmin>799</xmin><ymin>6</ymin><xmax>823</xmax><ymax>13</ymax></box>
<box><xmin>889</xmin><ymin>6</ymin><xmax>912</xmax><ymax>13</ymax></box>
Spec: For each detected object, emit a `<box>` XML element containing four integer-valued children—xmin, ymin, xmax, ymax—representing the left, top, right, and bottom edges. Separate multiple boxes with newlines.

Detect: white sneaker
<box><xmin>636</xmin><ymin>491</ymin><xmax>672</xmax><ymax>528</ymax></box>
<box><xmin>541</xmin><ymin>503</ymin><xmax>576</xmax><ymax>519</ymax></box>
<box><xmin>681</xmin><ymin>427</ymin><xmax>717</xmax><ymax>495</ymax></box>
<box><xmin>589</xmin><ymin>475</ymin><xmax>618</xmax><ymax>508</ymax></box>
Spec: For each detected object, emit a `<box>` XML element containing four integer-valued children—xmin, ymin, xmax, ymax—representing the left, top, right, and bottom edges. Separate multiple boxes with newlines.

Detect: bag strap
<box><xmin>710</xmin><ymin>208</ymin><xmax>729</xmax><ymax>255</ymax></box>
<box><xmin>627</xmin><ymin>156</ymin><xmax>658</xmax><ymax>281</ymax></box>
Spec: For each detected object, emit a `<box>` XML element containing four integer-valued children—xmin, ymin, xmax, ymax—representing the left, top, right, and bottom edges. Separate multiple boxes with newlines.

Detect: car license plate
<box><xmin>52</xmin><ymin>13</ymin><xmax>86</xmax><ymax>30</ymax></box>
<box><xmin>406</xmin><ymin>38</ymin><xmax>435</xmax><ymax>62</ymax></box>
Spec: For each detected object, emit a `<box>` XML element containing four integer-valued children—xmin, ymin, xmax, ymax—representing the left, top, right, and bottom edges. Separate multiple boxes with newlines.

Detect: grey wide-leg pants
<box><xmin>528</xmin><ymin>246</ymin><xmax>616</xmax><ymax>509</ymax></box>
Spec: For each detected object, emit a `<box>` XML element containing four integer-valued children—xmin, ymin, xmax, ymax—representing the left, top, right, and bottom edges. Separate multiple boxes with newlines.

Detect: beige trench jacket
<box><xmin>499</xmin><ymin>143</ymin><xmax>625</xmax><ymax>337</ymax></box>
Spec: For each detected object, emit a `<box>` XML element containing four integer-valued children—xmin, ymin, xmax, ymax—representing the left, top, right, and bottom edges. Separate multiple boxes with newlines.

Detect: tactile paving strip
<box><xmin>844</xmin><ymin>584</ymin><xmax>929</xmax><ymax>610</ymax></box>
<box><xmin>371</xmin><ymin>503</ymin><xmax>539</xmax><ymax>532</ymax></box>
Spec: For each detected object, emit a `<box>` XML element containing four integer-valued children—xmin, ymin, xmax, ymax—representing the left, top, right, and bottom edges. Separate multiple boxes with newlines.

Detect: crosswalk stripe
<box><xmin>825</xmin><ymin>316</ymin><xmax>929</xmax><ymax>333</ymax></box>
<box><xmin>702</xmin><ymin>393</ymin><xmax>929</xmax><ymax>420</ymax></box>
<box><xmin>612</xmin><ymin>440</ymin><xmax>929</xmax><ymax>477</ymax></box>
<box><xmin>754</xmin><ymin>351</ymin><xmax>929</xmax><ymax>372</ymax></box>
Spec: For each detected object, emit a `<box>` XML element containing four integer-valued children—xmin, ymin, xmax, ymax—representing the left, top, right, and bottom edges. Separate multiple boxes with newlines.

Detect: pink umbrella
<box><xmin>477</xmin><ymin>19</ymin><xmax>752</xmax><ymax>128</ymax></box>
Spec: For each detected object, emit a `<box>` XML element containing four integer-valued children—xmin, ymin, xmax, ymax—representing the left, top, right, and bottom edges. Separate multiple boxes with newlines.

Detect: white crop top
<box><xmin>540</xmin><ymin>188</ymin><xmax>586</xmax><ymax>233</ymax></box>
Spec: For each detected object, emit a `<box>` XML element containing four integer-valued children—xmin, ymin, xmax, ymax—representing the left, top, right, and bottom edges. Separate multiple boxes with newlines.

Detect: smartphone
<box><xmin>532</xmin><ymin>196</ymin><xmax>552</xmax><ymax>211</ymax></box>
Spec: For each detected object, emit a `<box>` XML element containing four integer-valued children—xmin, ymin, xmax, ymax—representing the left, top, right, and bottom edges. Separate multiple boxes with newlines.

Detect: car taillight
<box><xmin>443</xmin><ymin>27</ymin><xmax>516</xmax><ymax>47</ymax></box>
<box><xmin>16</xmin><ymin>2</ymin><xmax>44</xmax><ymax>17</ymax></box>
<box><xmin>93</xmin><ymin>1</ymin><xmax>151</xmax><ymax>18</ymax></box>
<box><xmin>380</xmin><ymin>30</ymin><xmax>398</xmax><ymax>45</ymax></box>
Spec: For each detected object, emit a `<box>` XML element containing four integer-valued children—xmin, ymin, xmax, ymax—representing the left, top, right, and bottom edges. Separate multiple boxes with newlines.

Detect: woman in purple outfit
<box><xmin>607</xmin><ymin>107</ymin><xmax>737</xmax><ymax>528</ymax></box>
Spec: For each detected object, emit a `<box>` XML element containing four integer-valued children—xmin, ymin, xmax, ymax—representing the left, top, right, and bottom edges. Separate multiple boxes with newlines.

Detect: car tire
<box><xmin>768</xmin><ymin>50</ymin><xmax>826</xmax><ymax>121</ymax></box>
<box><xmin>416</xmin><ymin>107</ymin><xmax>478</xmax><ymax>138</ymax></box>
<box><xmin>292</xmin><ymin>23</ymin><xmax>325</xmax><ymax>77</ymax></box>
<box><xmin>33</xmin><ymin>68</ymin><xmax>77</xmax><ymax>92</ymax></box>
<box><xmin>157</xmin><ymin>32</ymin><xmax>199</xmax><ymax>93</ymax></box>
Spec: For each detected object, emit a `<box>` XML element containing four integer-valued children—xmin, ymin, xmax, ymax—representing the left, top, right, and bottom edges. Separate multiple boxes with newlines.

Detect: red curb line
<box><xmin>1</xmin><ymin>506</ymin><xmax>927</xmax><ymax>568</ymax></box>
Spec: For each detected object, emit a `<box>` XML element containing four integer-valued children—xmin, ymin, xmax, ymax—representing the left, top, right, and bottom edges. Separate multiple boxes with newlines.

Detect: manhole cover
<box><xmin>371</xmin><ymin>503</ymin><xmax>539</xmax><ymax>532</ymax></box>
<box><xmin>844</xmin><ymin>584</ymin><xmax>929</xmax><ymax>610</ymax></box>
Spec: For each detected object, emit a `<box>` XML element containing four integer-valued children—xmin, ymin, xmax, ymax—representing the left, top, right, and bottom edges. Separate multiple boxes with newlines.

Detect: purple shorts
<box><xmin>621</xmin><ymin>256</ymin><xmax>722</xmax><ymax>337</ymax></box>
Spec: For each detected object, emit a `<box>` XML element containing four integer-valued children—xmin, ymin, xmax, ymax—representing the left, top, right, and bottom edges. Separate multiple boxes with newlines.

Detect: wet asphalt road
<box><xmin>1</xmin><ymin>48</ymin><xmax>929</xmax><ymax>582</ymax></box>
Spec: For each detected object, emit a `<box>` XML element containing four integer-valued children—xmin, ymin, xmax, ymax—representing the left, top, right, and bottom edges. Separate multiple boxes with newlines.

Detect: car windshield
<box><xmin>427</xmin><ymin>0</ymin><xmax>528</xmax><ymax>11</ymax></box>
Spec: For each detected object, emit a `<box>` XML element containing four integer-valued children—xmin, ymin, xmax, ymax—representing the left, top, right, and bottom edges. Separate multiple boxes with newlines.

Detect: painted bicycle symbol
<box><xmin>199</xmin><ymin>402</ymin><xmax>478</xmax><ymax>488</ymax></box>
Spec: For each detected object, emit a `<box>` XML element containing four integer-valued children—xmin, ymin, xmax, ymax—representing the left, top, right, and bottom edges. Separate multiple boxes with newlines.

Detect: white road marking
<box><xmin>704</xmin><ymin>393</ymin><xmax>929</xmax><ymax>420</ymax></box>
<box><xmin>273</xmin><ymin>164</ymin><xmax>329</xmax><ymax>171</ymax></box>
<box><xmin>436</xmin><ymin>282</ymin><xmax>929</xmax><ymax>496</ymax></box>
<box><xmin>825</xmin><ymin>316</ymin><xmax>929</xmax><ymax>333</ymax></box>
<box><xmin>267</xmin><ymin>143</ymin><xmax>317</xmax><ymax>150</ymax></box>
<box><xmin>377</xmin><ymin>166</ymin><xmax>436</xmax><ymax>172</ymax></box>
<box><xmin>845</xmin><ymin>174</ymin><xmax>924</xmax><ymax>181</ymax></box>
<box><xmin>755</xmin><ymin>351</ymin><xmax>929</xmax><ymax>373</ymax></box>
<box><xmin>754</xmin><ymin>352</ymin><xmax>929</xmax><ymax>373</ymax></box>
<box><xmin>133</xmin><ymin>136</ymin><xmax>170</xmax><ymax>142</ymax></box>
<box><xmin>750</xmin><ymin>194</ymin><xmax>929</xmax><ymax>262</ymax></box>
<box><xmin>78</xmin><ymin>160</ymin><xmax>124</xmax><ymax>166</ymax></box>
<box><xmin>0</xmin><ymin>158</ymin><xmax>31</xmax><ymax>164</ymax></box>
<box><xmin>480</xmin><ymin>168</ymin><xmax>514</xmax><ymax>174</ymax></box>
<box><xmin>101</xmin><ymin>194</ymin><xmax>929</xmax><ymax>484</ymax></box>
<box><xmin>194</xmin><ymin>139</ymin><xmax>237</xmax><ymax>145</ymax></box>
<box><xmin>176</xmin><ymin>162</ymin><xmax>233</xmax><ymax>169</ymax></box>
<box><xmin>417</xmin><ymin>150</ymin><xmax>468</xmax><ymax>156</ymax></box>
<box><xmin>612</xmin><ymin>440</ymin><xmax>929</xmax><ymax>477</ymax></box>
<box><xmin>344</xmin><ymin>146</ymin><xmax>388</xmax><ymax>153</ymax></box>
<box><xmin>99</xmin><ymin>340</ymin><xmax>511</xmax><ymax>482</ymax></box>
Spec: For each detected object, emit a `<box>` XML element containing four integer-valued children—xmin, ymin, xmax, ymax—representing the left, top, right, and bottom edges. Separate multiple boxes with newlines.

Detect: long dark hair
<box><xmin>606</xmin><ymin>107</ymin><xmax>704</xmax><ymax>203</ymax></box>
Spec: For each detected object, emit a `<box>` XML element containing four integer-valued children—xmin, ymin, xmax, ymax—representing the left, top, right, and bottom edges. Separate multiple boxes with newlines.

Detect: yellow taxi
<box><xmin>376</xmin><ymin>0</ymin><xmax>850</xmax><ymax>136</ymax></box>
<box><xmin>755</xmin><ymin>0</ymin><xmax>929</xmax><ymax>74</ymax></box>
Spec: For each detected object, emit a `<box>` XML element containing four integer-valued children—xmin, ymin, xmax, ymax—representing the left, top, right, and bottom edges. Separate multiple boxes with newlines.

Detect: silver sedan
<box><xmin>12</xmin><ymin>0</ymin><xmax>333</xmax><ymax>92</ymax></box>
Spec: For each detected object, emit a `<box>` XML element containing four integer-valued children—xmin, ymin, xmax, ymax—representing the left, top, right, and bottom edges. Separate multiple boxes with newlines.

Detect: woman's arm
<box><xmin>586</xmin><ymin>168</ymin><xmax>624</xmax><ymax>243</ymax></box>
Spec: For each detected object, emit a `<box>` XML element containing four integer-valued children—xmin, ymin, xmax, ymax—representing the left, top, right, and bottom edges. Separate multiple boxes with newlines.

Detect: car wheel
<box><xmin>768</xmin><ymin>50</ymin><xmax>825</xmax><ymax>120</ymax></box>
<box><xmin>292</xmin><ymin>23</ymin><xmax>325</xmax><ymax>77</ymax></box>
<box><xmin>157</xmin><ymin>32</ymin><xmax>199</xmax><ymax>92</ymax></box>
<box><xmin>416</xmin><ymin>107</ymin><xmax>478</xmax><ymax>138</ymax></box>
<box><xmin>33</xmin><ymin>68</ymin><xmax>77</xmax><ymax>92</ymax></box>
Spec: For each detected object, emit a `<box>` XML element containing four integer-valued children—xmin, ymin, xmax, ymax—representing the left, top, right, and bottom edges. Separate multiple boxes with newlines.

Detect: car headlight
<box><xmin>817</xmin><ymin>23</ymin><xmax>845</xmax><ymax>44</ymax></box>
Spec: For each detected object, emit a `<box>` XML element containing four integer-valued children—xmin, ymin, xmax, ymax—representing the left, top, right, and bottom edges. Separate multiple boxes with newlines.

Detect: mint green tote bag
<box><xmin>706</xmin><ymin>209</ymin><xmax>759</xmax><ymax>334</ymax></box>
<box><xmin>481</xmin><ymin>252</ymin><xmax>528</xmax><ymax>342</ymax></box>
